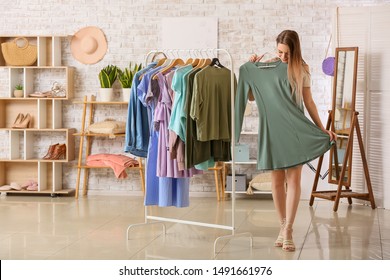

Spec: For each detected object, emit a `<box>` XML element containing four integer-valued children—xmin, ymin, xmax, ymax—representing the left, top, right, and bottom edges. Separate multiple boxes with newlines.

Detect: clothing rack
<box><xmin>126</xmin><ymin>48</ymin><xmax>252</xmax><ymax>254</ymax></box>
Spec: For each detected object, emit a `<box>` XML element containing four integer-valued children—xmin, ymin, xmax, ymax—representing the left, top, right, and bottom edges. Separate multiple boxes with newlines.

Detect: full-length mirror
<box><xmin>329</xmin><ymin>47</ymin><xmax>358</xmax><ymax>186</ymax></box>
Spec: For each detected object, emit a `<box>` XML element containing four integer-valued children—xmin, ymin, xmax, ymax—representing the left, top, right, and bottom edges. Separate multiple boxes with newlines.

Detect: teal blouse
<box><xmin>235</xmin><ymin>60</ymin><xmax>333</xmax><ymax>170</ymax></box>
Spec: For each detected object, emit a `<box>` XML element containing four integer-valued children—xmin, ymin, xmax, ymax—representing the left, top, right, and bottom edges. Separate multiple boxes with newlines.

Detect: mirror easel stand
<box><xmin>309</xmin><ymin>110</ymin><xmax>376</xmax><ymax>211</ymax></box>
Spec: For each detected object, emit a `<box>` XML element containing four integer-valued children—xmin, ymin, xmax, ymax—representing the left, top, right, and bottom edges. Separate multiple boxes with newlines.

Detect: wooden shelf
<box><xmin>0</xmin><ymin>35</ymin><xmax>74</xmax><ymax>195</ymax></box>
<box><xmin>73</xmin><ymin>100</ymin><xmax>128</xmax><ymax>105</ymax></box>
<box><xmin>0</xmin><ymin>188</ymin><xmax>75</xmax><ymax>196</ymax></box>
<box><xmin>73</xmin><ymin>95</ymin><xmax>145</xmax><ymax>199</ymax></box>
<box><xmin>73</xmin><ymin>132</ymin><xmax>125</xmax><ymax>137</ymax></box>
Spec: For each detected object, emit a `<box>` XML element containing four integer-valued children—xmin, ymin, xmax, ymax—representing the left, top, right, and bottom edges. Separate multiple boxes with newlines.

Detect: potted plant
<box><xmin>118</xmin><ymin>62</ymin><xmax>142</xmax><ymax>102</ymax></box>
<box><xmin>98</xmin><ymin>64</ymin><xmax>120</xmax><ymax>102</ymax></box>
<box><xmin>13</xmin><ymin>84</ymin><xmax>24</xmax><ymax>97</ymax></box>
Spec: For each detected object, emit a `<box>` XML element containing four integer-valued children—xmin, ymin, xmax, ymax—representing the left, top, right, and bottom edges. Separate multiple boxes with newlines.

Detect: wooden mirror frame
<box><xmin>328</xmin><ymin>47</ymin><xmax>359</xmax><ymax>187</ymax></box>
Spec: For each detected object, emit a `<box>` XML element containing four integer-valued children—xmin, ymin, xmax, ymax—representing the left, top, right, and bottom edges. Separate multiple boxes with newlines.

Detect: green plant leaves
<box><xmin>99</xmin><ymin>65</ymin><xmax>120</xmax><ymax>88</ymax></box>
<box><xmin>118</xmin><ymin>62</ymin><xmax>143</xmax><ymax>88</ymax></box>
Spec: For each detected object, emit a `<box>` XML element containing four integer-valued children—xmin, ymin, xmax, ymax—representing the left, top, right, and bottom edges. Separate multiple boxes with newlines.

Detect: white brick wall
<box><xmin>1</xmin><ymin>0</ymin><xmax>389</xmax><ymax>197</ymax></box>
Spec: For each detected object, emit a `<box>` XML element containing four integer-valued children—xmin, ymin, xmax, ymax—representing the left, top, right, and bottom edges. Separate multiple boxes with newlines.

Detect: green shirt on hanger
<box><xmin>235</xmin><ymin>60</ymin><xmax>333</xmax><ymax>170</ymax></box>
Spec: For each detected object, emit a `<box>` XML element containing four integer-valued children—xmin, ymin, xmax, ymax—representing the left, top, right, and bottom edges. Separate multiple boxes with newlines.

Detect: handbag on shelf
<box><xmin>1</xmin><ymin>37</ymin><xmax>37</xmax><ymax>66</ymax></box>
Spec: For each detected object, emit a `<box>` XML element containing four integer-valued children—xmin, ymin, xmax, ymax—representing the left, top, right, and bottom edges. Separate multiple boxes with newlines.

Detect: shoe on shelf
<box><xmin>50</xmin><ymin>144</ymin><xmax>66</xmax><ymax>160</ymax></box>
<box><xmin>0</xmin><ymin>185</ymin><xmax>12</xmax><ymax>191</ymax></box>
<box><xmin>12</xmin><ymin>113</ymin><xmax>32</xmax><ymax>129</ymax></box>
<box><xmin>10</xmin><ymin>182</ymin><xmax>22</xmax><ymax>191</ymax></box>
<box><xmin>42</xmin><ymin>143</ymin><xmax>59</xmax><ymax>159</ymax></box>
<box><xmin>21</xmin><ymin>180</ymin><xmax>33</xmax><ymax>189</ymax></box>
<box><xmin>27</xmin><ymin>182</ymin><xmax>38</xmax><ymax>191</ymax></box>
<box><xmin>29</xmin><ymin>91</ymin><xmax>52</xmax><ymax>98</ymax></box>
<box><xmin>21</xmin><ymin>180</ymin><xmax>37</xmax><ymax>190</ymax></box>
<box><xmin>11</xmin><ymin>113</ymin><xmax>24</xmax><ymax>128</ymax></box>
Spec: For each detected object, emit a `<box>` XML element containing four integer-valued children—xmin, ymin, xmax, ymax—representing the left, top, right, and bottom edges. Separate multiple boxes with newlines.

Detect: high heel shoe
<box><xmin>11</xmin><ymin>113</ymin><xmax>24</xmax><ymax>128</ymax></box>
<box><xmin>274</xmin><ymin>218</ymin><xmax>286</xmax><ymax>247</ymax></box>
<box><xmin>50</xmin><ymin>144</ymin><xmax>66</xmax><ymax>160</ymax></box>
<box><xmin>13</xmin><ymin>113</ymin><xmax>32</xmax><ymax>129</ymax></box>
<box><xmin>42</xmin><ymin>143</ymin><xmax>59</xmax><ymax>159</ymax></box>
<box><xmin>282</xmin><ymin>224</ymin><xmax>295</xmax><ymax>252</ymax></box>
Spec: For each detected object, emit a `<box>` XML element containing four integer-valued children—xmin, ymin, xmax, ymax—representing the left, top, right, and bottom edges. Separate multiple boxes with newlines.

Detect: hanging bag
<box><xmin>1</xmin><ymin>37</ymin><xmax>37</xmax><ymax>66</ymax></box>
<box><xmin>322</xmin><ymin>7</ymin><xmax>340</xmax><ymax>76</ymax></box>
<box><xmin>322</xmin><ymin>35</ymin><xmax>335</xmax><ymax>76</ymax></box>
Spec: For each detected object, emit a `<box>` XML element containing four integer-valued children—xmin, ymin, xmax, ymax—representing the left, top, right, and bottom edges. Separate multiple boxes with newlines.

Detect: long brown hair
<box><xmin>276</xmin><ymin>30</ymin><xmax>309</xmax><ymax>104</ymax></box>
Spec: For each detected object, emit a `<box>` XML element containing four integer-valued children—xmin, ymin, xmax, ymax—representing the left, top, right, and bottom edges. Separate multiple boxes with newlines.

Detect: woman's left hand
<box><xmin>324</xmin><ymin>129</ymin><xmax>337</xmax><ymax>142</ymax></box>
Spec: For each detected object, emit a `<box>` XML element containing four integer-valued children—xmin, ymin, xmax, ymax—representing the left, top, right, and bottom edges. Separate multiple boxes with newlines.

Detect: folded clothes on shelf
<box><xmin>86</xmin><ymin>154</ymin><xmax>139</xmax><ymax>179</ymax></box>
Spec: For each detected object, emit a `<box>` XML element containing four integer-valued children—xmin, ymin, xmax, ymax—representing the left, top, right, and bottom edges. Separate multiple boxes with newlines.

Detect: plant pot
<box><xmin>13</xmin><ymin>90</ymin><xmax>24</xmax><ymax>98</ymax></box>
<box><xmin>98</xmin><ymin>88</ymin><xmax>114</xmax><ymax>102</ymax></box>
<box><xmin>122</xmin><ymin>88</ymin><xmax>131</xmax><ymax>102</ymax></box>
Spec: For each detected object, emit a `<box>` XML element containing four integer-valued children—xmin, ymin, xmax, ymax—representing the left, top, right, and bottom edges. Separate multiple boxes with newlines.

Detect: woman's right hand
<box><xmin>249</xmin><ymin>54</ymin><xmax>264</xmax><ymax>62</ymax></box>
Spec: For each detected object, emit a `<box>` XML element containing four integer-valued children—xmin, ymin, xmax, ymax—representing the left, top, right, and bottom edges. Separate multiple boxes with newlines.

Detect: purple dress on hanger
<box><xmin>154</xmin><ymin>71</ymin><xmax>202</xmax><ymax>178</ymax></box>
<box><xmin>141</xmin><ymin>67</ymin><xmax>192</xmax><ymax>207</ymax></box>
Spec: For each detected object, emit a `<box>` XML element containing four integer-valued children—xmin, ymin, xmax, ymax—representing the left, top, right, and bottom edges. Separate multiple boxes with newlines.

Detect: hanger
<box><xmin>256</xmin><ymin>51</ymin><xmax>279</xmax><ymax>68</ymax></box>
<box><xmin>152</xmin><ymin>58</ymin><xmax>185</xmax><ymax>80</ymax></box>
<box><xmin>139</xmin><ymin>58</ymin><xmax>173</xmax><ymax>82</ymax></box>
<box><xmin>155</xmin><ymin>58</ymin><xmax>167</xmax><ymax>67</ymax></box>
<box><xmin>191</xmin><ymin>58</ymin><xmax>200</xmax><ymax>67</ymax></box>
<box><xmin>151</xmin><ymin>51</ymin><xmax>167</xmax><ymax>63</ymax></box>
<box><xmin>185</xmin><ymin>57</ymin><xmax>195</xmax><ymax>66</ymax></box>
<box><xmin>209</xmin><ymin>57</ymin><xmax>224</xmax><ymax>68</ymax></box>
<box><xmin>194</xmin><ymin>58</ymin><xmax>212</xmax><ymax>69</ymax></box>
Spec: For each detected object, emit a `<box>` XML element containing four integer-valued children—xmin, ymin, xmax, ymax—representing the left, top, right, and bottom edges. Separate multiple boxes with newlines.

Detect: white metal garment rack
<box><xmin>126</xmin><ymin>48</ymin><xmax>252</xmax><ymax>254</ymax></box>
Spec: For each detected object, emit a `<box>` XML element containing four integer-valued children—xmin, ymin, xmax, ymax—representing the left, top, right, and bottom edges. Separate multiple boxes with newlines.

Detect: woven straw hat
<box><xmin>71</xmin><ymin>26</ymin><xmax>108</xmax><ymax>64</ymax></box>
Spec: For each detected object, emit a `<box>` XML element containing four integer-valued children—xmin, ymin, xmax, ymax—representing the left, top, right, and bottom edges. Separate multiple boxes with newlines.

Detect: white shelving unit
<box><xmin>0</xmin><ymin>35</ymin><xmax>75</xmax><ymax>196</ymax></box>
<box><xmin>223</xmin><ymin>129</ymin><xmax>272</xmax><ymax>195</ymax></box>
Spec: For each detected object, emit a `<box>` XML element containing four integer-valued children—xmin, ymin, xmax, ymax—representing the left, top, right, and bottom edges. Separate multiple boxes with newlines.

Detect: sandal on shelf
<box><xmin>0</xmin><ymin>185</ymin><xmax>12</xmax><ymax>191</ymax></box>
<box><xmin>27</xmin><ymin>182</ymin><xmax>38</xmax><ymax>191</ymax></box>
<box><xmin>10</xmin><ymin>182</ymin><xmax>22</xmax><ymax>191</ymax></box>
<box><xmin>274</xmin><ymin>218</ymin><xmax>286</xmax><ymax>247</ymax></box>
<box><xmin>21</xmin><ymin>180</ymin><xmax>33</xmax><ymax>189</ymax></box>
<box><xmin>29</xmin><ymin>91</ymin><xmax>52</xmax><ymax>98</ymax></box>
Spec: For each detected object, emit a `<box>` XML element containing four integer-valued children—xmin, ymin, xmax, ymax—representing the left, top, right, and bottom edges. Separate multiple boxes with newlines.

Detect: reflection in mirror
<box><xmin>329</xmin><ymin>47</ymin><xmax>358</xmax><ymax>186</ymax></box>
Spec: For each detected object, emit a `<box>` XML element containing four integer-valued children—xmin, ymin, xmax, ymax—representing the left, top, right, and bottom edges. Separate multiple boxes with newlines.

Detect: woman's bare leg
<box><xmin>283</xmin><ymin>165</ymin><xmax>303</xmax><ymax>251</ymax></box>
<box><xmin>271</xmin><ymin>169</ymin><xmax>287</xmax><ymax>245</ymax></box>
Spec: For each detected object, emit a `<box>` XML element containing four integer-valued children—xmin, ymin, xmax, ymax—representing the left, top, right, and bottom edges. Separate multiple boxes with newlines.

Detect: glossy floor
<box><xmin>0</xmin><ymin>194</ymin><xmax>389</xmax><ymax>260</ymax></box>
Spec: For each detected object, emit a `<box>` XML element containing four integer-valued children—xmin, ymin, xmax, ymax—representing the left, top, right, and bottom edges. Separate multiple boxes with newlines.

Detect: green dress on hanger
<box><xmin>235</xmin><ymin>60</ymin><xmax>333</xmax><ymax>170</ymax></box>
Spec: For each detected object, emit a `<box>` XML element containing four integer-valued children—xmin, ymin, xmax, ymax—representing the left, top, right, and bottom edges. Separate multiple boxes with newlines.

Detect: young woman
<box><xmin>240</xmin><ymin>30</ymin><xmax>337</xmax><ymax>251</ymax></box>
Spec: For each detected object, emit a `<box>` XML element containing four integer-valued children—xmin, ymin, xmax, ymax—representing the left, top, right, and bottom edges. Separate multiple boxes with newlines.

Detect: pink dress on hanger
<box><xmin>154</xmin><ymin>71</ymin><xmax>202</xmax><ymax>178</ymax></box>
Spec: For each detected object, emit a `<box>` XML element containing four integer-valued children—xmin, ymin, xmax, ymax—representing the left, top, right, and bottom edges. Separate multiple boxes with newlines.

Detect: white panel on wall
<box><xmin>337</xmin><ymin>5</ymin><xmax>390</xmax><ymax>209</ymax></box>
<box><xmin>337</xmin><ymin>7</ymin><xmax>369</xmax><ymax>199</ymax></box>
<box><xmin>369</xmin><ymin>5</ymin><xmax>390</xmax><ymax>209</ymax></box>
<box><xmin>160</xmin><ymin>17</ymin><xmax>218</xmax><ymax>50</ymax></box>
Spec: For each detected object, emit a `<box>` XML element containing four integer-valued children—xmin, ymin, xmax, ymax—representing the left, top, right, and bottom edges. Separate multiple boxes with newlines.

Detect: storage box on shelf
<box><xmin>73</xmin><ymin>95</ymin><xmax>145</xmax><ymax>199</ymax></box>
<box><xmin>226</xmin><ymin>174</ymin><xmax>247</xmax><ymax>191</ymax></box>
<box><xmin>223</xmin><ymin>132</ymin><xmax>272</xmax><ymax>196</ymax></box>
<box><xmin>0</xmin><ymin>35</ymin><xmax>75</xmax><ymax>196</ymax></box>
